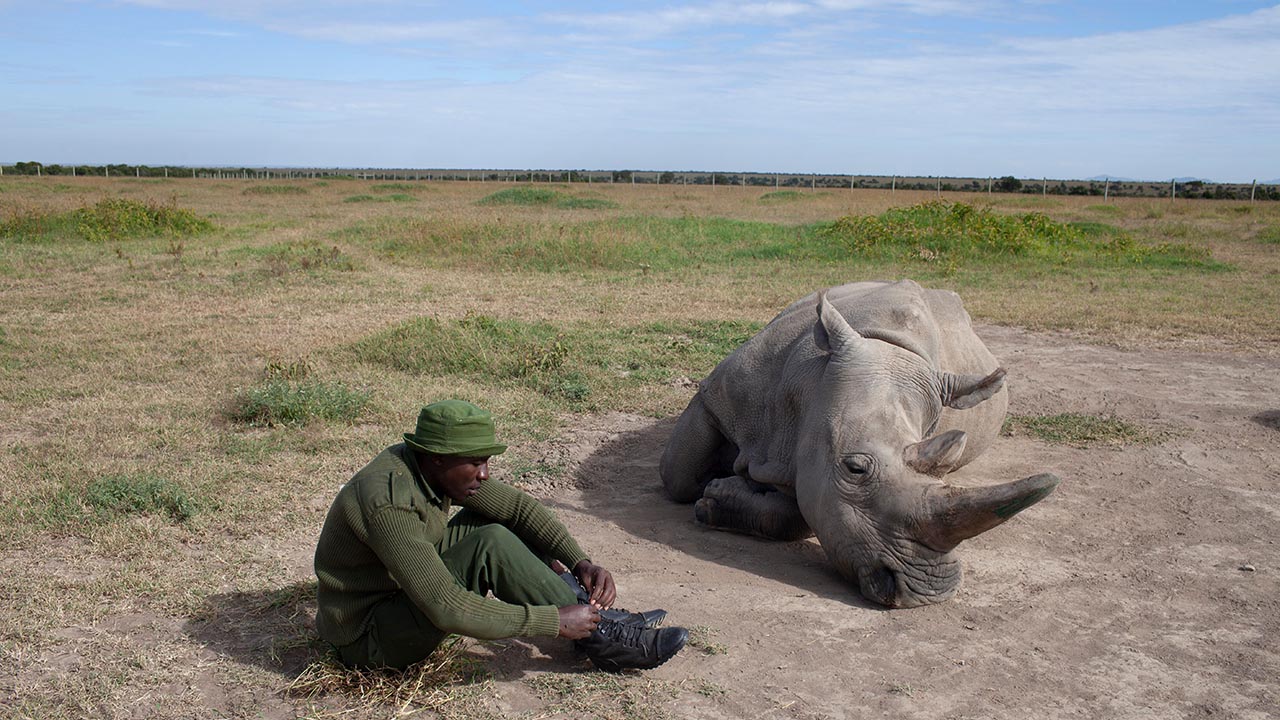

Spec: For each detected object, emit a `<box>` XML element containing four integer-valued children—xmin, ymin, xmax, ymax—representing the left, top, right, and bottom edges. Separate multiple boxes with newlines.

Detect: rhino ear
<box><xmin>814</xmin><ymin>292</ymin><xmax>863</xmax><ymax>355</ymax></box>
<box><xmin>939</xmin><ymin>368</ymin><xmax>1006</xmax><ymax>409</ymax></box>
<box><xmin>904</xmin><ymin>429</ymin><xmax>967</xmax><ymax>477</ymax></box>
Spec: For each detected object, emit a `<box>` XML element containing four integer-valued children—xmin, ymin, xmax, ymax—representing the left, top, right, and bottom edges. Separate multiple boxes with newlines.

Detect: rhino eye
<box><xmin>842</xmin><ymin>454</ymin><xmax>875</xmax><ymax>479</ymax></box>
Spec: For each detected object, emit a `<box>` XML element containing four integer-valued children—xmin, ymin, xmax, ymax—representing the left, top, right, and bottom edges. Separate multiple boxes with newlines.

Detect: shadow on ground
<box><xmin>559</xmin><ymin>415</ymin><xmax>879</xmax><ymax>610</ymax></box>
<box><xmin>184</xmin><ymin>580</ymin><xmax>325</xmax><ymax>679</ymax></box>
<box><xmin>1253</xmin><ymin>410</ymin><xmax>1280</xmax><ymax>431</ymax></box>
<box><xmin>184</xmin><ymin>581</ymin><xmax>592</xmax><ymax>685</ymax></box>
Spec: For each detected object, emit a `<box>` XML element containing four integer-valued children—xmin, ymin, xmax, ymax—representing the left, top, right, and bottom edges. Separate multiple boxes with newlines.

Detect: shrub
<box><xmin>229</xmin><ymin>378</ymin><xmax>370</xmax><ymax>426</ymax></box>
<box><xmin>243</xmin><ymin>185</ymin><xmax>308</xmax><ymax>195</ymax></box>
<box><xmin>79</xmin><ymin>474</ymin><xmax>199</xmax><ymax>522</ymax></box>
<box><xmin>74</xmin><ymin>198</ymin><xmax>215</xmax><ymax>242</ymax></box>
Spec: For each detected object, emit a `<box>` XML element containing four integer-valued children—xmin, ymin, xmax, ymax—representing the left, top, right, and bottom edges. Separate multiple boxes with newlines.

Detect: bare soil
<box><xmin>508</xmin><ymin>324</ymin><xmax>1280</xmax><ymax>719</ymax></box>
<box><xmin>9</xmin><ymin>325</ymin><xmax>1280</xmax><ymax>719</ymax></box>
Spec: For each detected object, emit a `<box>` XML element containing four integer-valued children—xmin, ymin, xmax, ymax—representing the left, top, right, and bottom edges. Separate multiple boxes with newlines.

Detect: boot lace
<box><xmin>600</xmin><ymin>619</ymin><xmax>646</xmax><ymax>649</ymax></box>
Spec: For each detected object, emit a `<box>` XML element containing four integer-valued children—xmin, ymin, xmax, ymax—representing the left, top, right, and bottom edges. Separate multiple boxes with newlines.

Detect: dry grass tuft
<box><xmin>286</xmin><ymin>637</ymin><xmax>492</xmax><ymax>717</ymax></box>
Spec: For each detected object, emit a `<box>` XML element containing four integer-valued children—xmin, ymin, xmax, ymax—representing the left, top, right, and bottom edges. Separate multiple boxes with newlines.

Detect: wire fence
<box><xmin>1</xmin><ymin>162</ymin><xmax>1275</xmax><ymax>201</ymax></box>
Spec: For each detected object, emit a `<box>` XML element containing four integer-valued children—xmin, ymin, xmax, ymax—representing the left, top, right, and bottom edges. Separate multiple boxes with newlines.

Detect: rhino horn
<box><xmin>939</xmin><ymin>367</ymin><xmax>1006</xmax><ymax>409</ymax></box>
<box><xmin>904</xmin><ymin>429</ymin><xmax>968</xmax><ymax>477</ymax></box>
<box><xmin>918</xmin><ymin>473</ymin><xmax>1060</xmax><ymax>551</ymax></box>
<box><xmin>813</xmin><ymin>292</ymin><xmax>865</xmax><ymax>356</ymax></box>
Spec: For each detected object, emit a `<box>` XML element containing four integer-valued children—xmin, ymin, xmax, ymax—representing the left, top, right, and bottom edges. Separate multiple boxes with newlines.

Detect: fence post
<box><xmin>1104</xmin><ymin>178</ymin><xmax>1109</xmax><ymax>202</ymax></box>
<box><xmin>987</xmin><ymin>177</ymin><xmax>992</xmax><ymax>195</ymax></box>
<box><xmin>1171</xmin><ymin>179</ymin><xmax>1176</xmax><ymax>200</ymax></box>
<box><xmin>891</xmin><ymin>175</ymin><xmax>896</xmax><ymax>194</ymax></box>
<box><xmin>1251</xmin><ymin>180</ymin><xmax>1257</xmax><ymax>202</ymax></box>
<box><xmin>1042</xmin><ymin>177</ymin><xmax>1047</xmax><ymax>196</ymax></box>
<box><xmin>936</xmin><ymin>177</ymin><xmax>941</xmax><ymax>197</ymax></box>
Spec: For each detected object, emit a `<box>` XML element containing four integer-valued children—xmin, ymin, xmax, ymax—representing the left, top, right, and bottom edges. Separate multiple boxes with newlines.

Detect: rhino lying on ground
<box><xmin>660</xmin><ymin>280</ymin><xmax>1059</xmax><ymax>607</ymax></box>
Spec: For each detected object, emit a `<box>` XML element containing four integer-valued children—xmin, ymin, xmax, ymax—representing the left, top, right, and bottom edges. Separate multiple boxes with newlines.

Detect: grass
<box><xmin>287</xmin><ymin>637</ymin><xmax>492</xmax><ymax>717</ymax></box>
<box><xmin>1003</xmin><ymin>413</ymin><xmax>1161</xmax><ymax>448</ymax></box>
<box><xmin>687</xmin><ymin>625</ymin><xmax>729</xmax><ymax>655</ymax></box>
<box><xmin>343</xmin><ymin>193</ymin><xmax>415</xmax><ymax>203</ymax></box>
<box><xmin>477</xmin><ymin>186</ymin><xmax>619</xmax><ymax>210</ymax></box>
<box><xmin>243</xmin><ymin>185</ymin><xmax>309</xmax><ymax>195</ymax></box>
<box><xmin>349</xmin><ymin>314</ymin><xmax>760</xmax><ymax>416</ymax></box>
<box><xmin>0</xmin><ymin>197</ymin><xmax>215</xmax><ymax>242</ymax></box>
<box><xmin>1</xmin><ymin>176</ymin><xmax>1277</xmax><ymax>718</ymax></box>
<box><xmin>41</xmin><ymin>473</ymin><xmax>201</xmax><ymax>528</ymax></box>
<box><xmin>228</xmin><ymin>378</ymin><xmax>370</xmax><ymax>426</ymax></box>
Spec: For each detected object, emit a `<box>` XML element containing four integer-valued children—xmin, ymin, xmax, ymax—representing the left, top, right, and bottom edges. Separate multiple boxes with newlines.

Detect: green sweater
<box><xmin>314</xmin><ymin>443</ymin><xmax>590</xmax><ymax>646</ymax></box>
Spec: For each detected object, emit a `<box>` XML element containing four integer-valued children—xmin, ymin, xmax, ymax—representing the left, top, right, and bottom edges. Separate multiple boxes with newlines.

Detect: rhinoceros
<box><xmin>660</xmin><ymin>279</ymin><xmax>1059</xmax><ymax>607</ymax></box>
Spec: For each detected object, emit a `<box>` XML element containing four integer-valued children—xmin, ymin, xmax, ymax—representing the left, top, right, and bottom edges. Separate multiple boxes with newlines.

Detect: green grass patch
<box><xmin>477</xmin><ymin>186</ymin><xmax>619</xmax><ymax>210</ymax></box>
<box><xmin>243</xmin><ymin>185</ymin><xmax>308</xmax><ymax>195</ymax></box>
<box><xmin>75</xmin><ymin>198</ymin><xmax>215</xmax><ymax>242</ymax></box>
<box><xmin>2</xmin><ymin>199</ymin><xmax>216</xmax><ymax>243</ymax></box>
<box><xmin>343</xmin><ymin>193</ymin><xmax>415</xmax><ymax>203</ymax></box>
<box><xmin>370</xmin><ymin>183</ymin><xmax>421</xmax><ymax>192</ymax></box>
<box><xmin>758</xmin><ymin>190</ymin><xmax>808</xmax><ymax>204</ymax></box>
<box><xmin>350</xmin><ymin>314</ymin><xmax>760</xmax><ymax>413</ymax></box>
<box><xmin>821</xmin><ymin>201</ymin><xmax>1228</xmax><ymax>271</ymax></box>
<box><xmin>351</xmin><ymin>201</ymin><xmax>1228</xmax><ymax>275</ymax></box>
<box><xmin>1257</xmin><ymin>226</ymin><xmax>1280</xmax><ymax>244</ymax></box>
<box><xmin>43</xmin><ymin>473</ymin><xmax>201</xmax><ymax>526</ymax></box>
<box><xmin>1003</xmin><ymin>412</ymin><xmax>1160</xmax><ymax>447</ymax></box>
<box><xmin>228</xmin><ymin>377</ymin><xmax>370</xmax><ymax>426</ymax></box>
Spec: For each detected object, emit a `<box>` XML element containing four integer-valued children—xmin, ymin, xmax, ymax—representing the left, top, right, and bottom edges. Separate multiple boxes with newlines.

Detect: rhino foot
<box><xmin>692</xmin><ymin>476</ymin><xmax>812</xmax><ymax>541</ymax></box>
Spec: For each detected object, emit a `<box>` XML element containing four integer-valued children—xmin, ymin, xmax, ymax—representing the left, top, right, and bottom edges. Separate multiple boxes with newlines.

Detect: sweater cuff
<box><xmin>527</xmin><ymin>605</ymin><xmax>562</xmax><ymax>638</ymax></box>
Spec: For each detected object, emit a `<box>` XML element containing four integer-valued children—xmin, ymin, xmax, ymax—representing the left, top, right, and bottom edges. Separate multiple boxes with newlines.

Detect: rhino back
<box><xmin>696</xmin><ymin>280</ymin><xmax>1004</xmax><ymax>484</ymax></box>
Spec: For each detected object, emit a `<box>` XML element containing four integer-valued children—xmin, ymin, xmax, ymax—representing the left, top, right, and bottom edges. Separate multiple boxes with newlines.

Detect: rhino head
<box><xmin>795</xmin><ymin>294</ymin><xmax>1059</xmax><ymax>608</ymax></box>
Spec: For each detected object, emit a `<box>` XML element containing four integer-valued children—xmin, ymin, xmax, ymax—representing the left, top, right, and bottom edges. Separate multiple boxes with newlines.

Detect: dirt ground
<box><xmin>12</xmin><ymin>324</ymin><xmax>1280</xmax><ymax>719</ymax></box>
<box><xmin>494</xmin><ymin>325</ymin><xmax>1280</xmax><ymax>719</ymax></box>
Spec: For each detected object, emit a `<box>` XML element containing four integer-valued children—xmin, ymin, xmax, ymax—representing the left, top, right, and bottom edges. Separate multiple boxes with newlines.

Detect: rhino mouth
<box><xmin>852</xmin><ymin>548</ymin><xmax>962</xmax><ymax>608</ymax></box>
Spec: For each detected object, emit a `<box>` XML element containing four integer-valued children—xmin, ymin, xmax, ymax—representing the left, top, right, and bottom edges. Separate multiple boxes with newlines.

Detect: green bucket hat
<box><xmin>403</xmin><ymin>400</ymin><xmax>508</xmax><ymax>457</ymax></box>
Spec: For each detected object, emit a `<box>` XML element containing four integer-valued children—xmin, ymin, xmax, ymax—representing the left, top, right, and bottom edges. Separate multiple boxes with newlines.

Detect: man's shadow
<box><xmin>183</xmin><ymin>581</ymin><xmax>590</xmax><ymax>683</ymax></box>
<box><xmin>559</xmin><ymin>416</ymin><xmax>876</xmax><ymax>609</ymax></box>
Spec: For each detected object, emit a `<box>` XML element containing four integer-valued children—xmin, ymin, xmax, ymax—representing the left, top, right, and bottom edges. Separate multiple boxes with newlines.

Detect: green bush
<box><xmin>477</xmin><ymin>187</ymin><xmax>618</xmax><ymax>210</ymax></box>
<box><xmin>243</xmin><ymin>185</ymin><xmax>308</xmax><ymax>195</ymax></box>
<box><xmin>229</xmin><ymin>378</ymin><xmax>370</xmax><ymax>426</ymax></box>
<box><xmin>74</xmin><ymin>198</ymin><xmax>215</xmax><ymax>242</ymax></box>
<box><xmin>82</xmin><ymin>474</ymin><xmax>199</xmax><ymax>522</ymax></box>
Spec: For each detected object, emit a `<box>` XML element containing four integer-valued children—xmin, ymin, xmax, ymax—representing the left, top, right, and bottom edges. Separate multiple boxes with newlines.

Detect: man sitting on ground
<box><xmin>314</xmin><ymin>400</ymin><xmax>687</xmax><ymax>671</ymax></box>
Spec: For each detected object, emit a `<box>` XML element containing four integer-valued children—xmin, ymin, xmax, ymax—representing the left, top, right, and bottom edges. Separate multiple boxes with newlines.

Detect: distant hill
<box><xmin>1264</xmin><ymin>179</ymin><xmax>1280</xmax><ymax>185</ymax></box>
<box><xmin>1087</xmin><ymin>175</ymin><xmax>1137</xmax><ymax>182</ymax></box>
<box><xmin>1173</xmin><ymin>177</ymin><xmax>1211</xmax><ymax>184</ymax></box>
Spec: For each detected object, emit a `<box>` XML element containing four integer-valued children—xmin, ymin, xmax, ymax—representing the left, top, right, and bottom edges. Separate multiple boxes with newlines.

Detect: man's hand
<box><xmin>557</xmin><ymin>604</ymin><xmax>599</xmax><ymax>640</ymax></box>
<box><xmin>572</xmin><ymin>560</ymin><xmax>617</xmax><ymax>609</ymax></box>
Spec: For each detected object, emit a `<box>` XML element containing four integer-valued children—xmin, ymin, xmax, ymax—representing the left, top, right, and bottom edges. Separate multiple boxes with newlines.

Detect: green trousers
<box><xmin>337</xmin><ymin>509</ymin><xmax>579</xmax><ymax>669</ymax></box>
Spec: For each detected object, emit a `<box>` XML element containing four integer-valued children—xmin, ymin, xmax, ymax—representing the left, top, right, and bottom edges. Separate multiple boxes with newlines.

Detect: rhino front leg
<box><xmin>695</xmin><ymin>476</ymin><xmax>813</xmax><ymax>541</ymax></box>
<box><xmin>661</xmin><ymin>393</ymin><xmax>736</xmax><ymax>503</ymax></box>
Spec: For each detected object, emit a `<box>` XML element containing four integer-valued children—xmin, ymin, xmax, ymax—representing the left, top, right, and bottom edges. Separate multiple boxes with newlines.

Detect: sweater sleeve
<box><xmin>463</xmin><ymin>480</ymin><xmax>590</xmax><ymax>570</ymax></box>
<box><xmin>365</xmin><ymin>506</ymin><xmax>561</xmax><ymax>639</ymax></box>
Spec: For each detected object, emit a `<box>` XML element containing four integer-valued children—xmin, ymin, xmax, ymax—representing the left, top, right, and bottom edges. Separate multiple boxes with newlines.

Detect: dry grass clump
<box><xmin>1003</xmin><ymin>413</ymin><xmax>1163</xmax><ymax>448</ymax></box>
<box><xmin>286</xmin><ymin>637</ymin><xmax>491</xmax><ymax>717</ymax></box>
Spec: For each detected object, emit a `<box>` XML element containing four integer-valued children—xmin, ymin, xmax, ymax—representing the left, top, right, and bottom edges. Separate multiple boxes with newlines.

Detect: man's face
<box><xmin>426</xmin><ymin>454</ymin><xmax>490</xmax><ymax>501</ymax></box>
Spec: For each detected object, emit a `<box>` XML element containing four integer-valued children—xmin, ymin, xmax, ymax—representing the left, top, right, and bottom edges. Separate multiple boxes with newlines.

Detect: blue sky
<box><xmin>2</xmin><ymin>1</ymin><xmax>1277</xmax><ymax>181</ymax></box>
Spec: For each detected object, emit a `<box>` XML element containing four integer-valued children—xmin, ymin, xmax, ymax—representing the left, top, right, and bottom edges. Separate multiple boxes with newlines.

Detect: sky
<box><xmin>2</xmin><ymin>1</ymin><xmax>1278</xmax><ymax>182</ymax></box>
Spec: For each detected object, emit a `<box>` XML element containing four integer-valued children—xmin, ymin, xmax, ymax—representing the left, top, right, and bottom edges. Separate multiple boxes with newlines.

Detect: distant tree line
<box><xmin>3</xmin><ymin>161</ymin><xmax>1275</xmax><ymax>200</ymax></box>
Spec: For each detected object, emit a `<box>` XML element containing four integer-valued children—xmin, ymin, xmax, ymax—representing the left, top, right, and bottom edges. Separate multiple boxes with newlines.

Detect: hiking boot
<box><xmin>559</xmin><ymin>572</ymin><xmax>668</xmax><ymax>628</ymax></box>
<box><xmin>576</xmin><ymin>619</ymin><xmax>688</xmax><ymax>672</ymax></box>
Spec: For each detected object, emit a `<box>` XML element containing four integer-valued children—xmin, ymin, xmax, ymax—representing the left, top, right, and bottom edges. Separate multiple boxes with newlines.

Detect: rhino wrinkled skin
<box><xmin>660</xmin><ymin>280</ymin><xmax>1059</xmax><ymax>607</ymax></box>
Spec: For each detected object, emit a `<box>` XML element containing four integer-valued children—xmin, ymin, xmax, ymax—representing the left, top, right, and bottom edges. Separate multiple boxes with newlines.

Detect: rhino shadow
<box><xmin>1252</xmin><ymin>410</ymin><xmax>1280</xmax><ymax>431</ymax></box>
<box><xmin>558</xmin><ymin>416</ymin><xmax>881</xmax><ymax>610</ymax></box>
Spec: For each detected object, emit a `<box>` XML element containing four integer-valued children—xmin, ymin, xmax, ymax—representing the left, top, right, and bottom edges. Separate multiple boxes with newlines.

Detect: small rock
<box><xmin>1239</xmin><ymin>564</ymin><xmax>1256</xmax><ymax>572</ymax></box>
